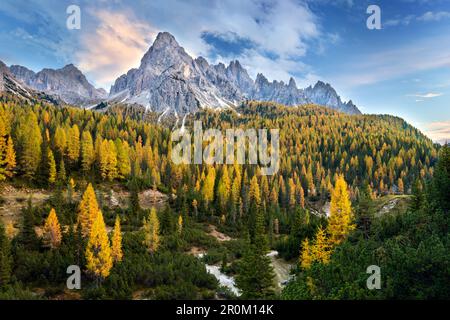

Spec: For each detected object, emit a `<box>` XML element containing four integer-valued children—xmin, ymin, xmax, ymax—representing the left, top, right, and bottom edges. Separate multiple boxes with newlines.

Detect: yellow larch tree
<box><xmin>58</xmin><ymin>159</ymin><xmax>66</xmax><ymax>182</ymax></box>
<box><xmin>143</xmin><ymin>207</ymin><xmax>160</xmax><ymax>253</ymax></box>
<box><xmin>398</xmin><ymin>178</ymin><xmax>404</xmax><ymax>194</ymax></box>
<box><xmin>81</xmin><ymin>130</ymin><xmax>95</xmax><ymax>173</ymax></box>
<box><xmin>77</xmin><ymin>183</ymin><xmax>100</xmax><ymax>237</ymax></box>
<box><xmin>67</xmin><ymin>124</ymin><xmax>80</xmax><ymax>164</ymax></box>
<box><xmin>217</xmin><ymin>165</ymin><xmax>231</xmax><ymax>212</ymax></box>
<box><xmin>201</xmin><ymin>166</ymin><xmax>216</xmax><ymax>206</ymax></box>
<box><xmin>106</xmin><ymin>139</ymin><xmax>118</xmax><ymax>181</ymax></box>
<box><xmin>297</xmin><ymin>184</ymin><xmax>305</xmax><ymax>209</ymax></box>
<box><xmin>4</xmin><ymin>136</ymin><xmax>16</xmax><ymax>178</ymax></box>
<box><xmin>85</xmin><ymin>210</ymin><xmax>113</xmax><ymax>279</ymax></box>
<box><xmin>249</xmin><ymin>175</ymin><xmax>261</xmax><ymax>207</ymax></box>
<box><xmin>177</xmin><ymin>215</ymin><xmax>183</xmax><ymax>234</ymax></box>
<box><xmin>327</xmin><ymin>175</ymin><xmax>355</xmax><ymax>246</ymax></box>
<box><xmin>43</xmin><ymin>208</ymin><xmax>62</xmax><ymax>249</ymax></box>
<box><xmin>99</xmin><ymin>139</ymin><xmax>118</xmax><ymax>181</ymax></box>
<box><xmin>15</xmin><ymin>111</ymin><xmax>42</xmax><ymax>179</ymax></box>
<box><xmin>269</xmin><ymin>185</ymin><xmax>279</xmax><ymax>205</ymax></box>
<box><xmin>111</xmin><ymin>216</ymin><xmax>123</xmax><ymax>263</ymax></box>
<box><xmin>288</xmin><ymin>178</ymin><xmax>296</xmax><ymax>209</ymax></box>
<box><xmin>231</xmin><ymin>165</ymin><xmax>242</xmax><ymax>205</ymax></box>
<box><xmin>69</xmin><ymin>178</ymin><xmax>76</xmax><ymax>191</ymax></box>
<box><xmin>0</xmin><ymin>113</ymin><xmax>8</xmax><ymax>181</ymax></box>
<box><xmin>54</xmin><ymin>126</ymin><xmax>67</xmax><ymax>157</ymax></box>
<box><xmin>115</xmin><ymin>140</ymin><xmax>131</xmax><ymax>179</ymax></box>
<box><xmin>311</xmin><ymin>226</ymin><xmax>330</xmax><ymax>264</ymax></box>
<box><xmin>300</xmin><ymin>238</ymin><xmax>312</xmax><ymax>269</ymax></box>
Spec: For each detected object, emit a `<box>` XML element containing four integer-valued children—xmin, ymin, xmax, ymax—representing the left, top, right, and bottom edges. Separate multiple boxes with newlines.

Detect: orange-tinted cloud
<box><xmin>76</xmin><ymin>9</ymin><xmax>158</xmax><ymax>89</ymax></box>
<box><xmin>425</xmin><ymin>121</ymin><xmax>450</xmax><ymax>144</ymax></box>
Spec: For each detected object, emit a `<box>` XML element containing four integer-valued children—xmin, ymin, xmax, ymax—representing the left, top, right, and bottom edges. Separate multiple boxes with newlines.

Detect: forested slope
<box><xmin>0</xmin><ymin>95</ymin><xmax>444</xmax><ymax>300</ymax></box>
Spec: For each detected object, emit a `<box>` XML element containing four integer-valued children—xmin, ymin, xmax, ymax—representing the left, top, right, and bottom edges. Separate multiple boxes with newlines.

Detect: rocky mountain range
<box><xmin>8</xmin><ymin>64</ymin><xmax>107</xmax><ymax>106</ymax></box>
<box><xmin>110</xmin><ymin>32</ymin><xmax>361</xmax><ymax>115</ymax></box>
<box><xmin>0</xmin><ymin>60</ymin><xmax>64</xmax><ymax>104</ymax></box>
<box><xmin>1</xmin><ymin>31</ymin><xmax>361</xmax><ymax>115</ymax></box>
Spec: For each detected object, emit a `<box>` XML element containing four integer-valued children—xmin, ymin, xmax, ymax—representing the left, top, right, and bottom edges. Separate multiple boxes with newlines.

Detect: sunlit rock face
<box><xmin>109</xmin><ymin>32</ymin><xmax>362</xmax><ymax>116</ymax></box>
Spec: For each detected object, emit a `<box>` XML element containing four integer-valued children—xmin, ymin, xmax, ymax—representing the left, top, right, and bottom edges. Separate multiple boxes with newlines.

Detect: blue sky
<box><xmin>0</xmin><ymin>0</ymin><xmax>449</xmax><ymax>143</ymax></box>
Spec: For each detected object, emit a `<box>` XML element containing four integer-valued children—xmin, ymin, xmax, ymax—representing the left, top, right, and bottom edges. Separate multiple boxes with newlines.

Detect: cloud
<box><xmin>199</xmin><ymin>0</ymin><xmax>320</xmax><ymax>59</ymax></box>
<box><xmin>0</xmin><ymin>0</ymin><xmax>78</xmax><ymax>66</ymax></box>
<box><xmin>330</xmin><ymin>34</ymin><xmax>450</xmax><ymax>87</ymax></box>
<box><xmin>408</xmin><ymin>93</ymin><xmax>443</xmax><ymax>98</ymax></box>
<box><xmin>75</xmin><ymin>9</ymin><xmax>158</xmax><ymax>88</ymax></box>
<box><xmin>425</xmin><ymin>121</ymin><xmax>450</xmax><ymax>144</ymax></box>
<box><xmin>385</xmin><ymin>15</ymin><xmax>416</xmax><ymax>27</ymax></box>
<box><xmin>385</xmin><ymin>10</ymin><xmax>450</xmax><ymax>27</ymax></box>
<box><xmin>306</xmin><ymin>0</ymin><xmax>354</xmax><ymax>8</ymax></box>
<box><xmin>417</xmin><ymin>11</ymin><xmax>450</xmax><ymax>21</ymax></box>
<box><xmin>130</xmin><ymin>0</ymin><xmax>323</xmax><ymax>84</ymax></box>
<box><xmin>200</xmin><ymin>31</ymin><xmax>255</xmax><ymax>58</ymax></box>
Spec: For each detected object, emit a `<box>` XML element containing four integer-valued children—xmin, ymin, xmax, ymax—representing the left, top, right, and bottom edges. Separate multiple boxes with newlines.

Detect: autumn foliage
<box><xmin>43</xmin><ymin>208</ymin><xmax>62</xmax><ymax>249</ymax></box>
<box><xmin>85</xmin><ymin>210</ymin><xmax>113</xmax><ymax>279</ymax></box>
<box><xmin>78</xmin><ymin>183</ymin><xmax>100</xmax><ymax>237</ymax></box>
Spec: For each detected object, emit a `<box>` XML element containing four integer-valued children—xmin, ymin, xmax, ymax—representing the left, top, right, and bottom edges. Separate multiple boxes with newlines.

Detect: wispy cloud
<box><xmin>408</xmin><ymin>92</ymin><xmax>443</xmax><ymax>98</ymax></box>
<box><xmin>425</xmin><ymin>121</ymin><xmax>450</xmax><ymax>144</ymax></box>
<box><xmin>385</xmin><ymin>15</ymin><xmax>416</xmax><ymax>27</ymax></box>
<box><xmin>417</xmin><ymin>11</ymin><xmax>450</xmax><ymax>21</ymax></box>
<box><xmin>385</xmin><ymin>10</ymin><xmax>450</xmax><ymax>27</ymax></box>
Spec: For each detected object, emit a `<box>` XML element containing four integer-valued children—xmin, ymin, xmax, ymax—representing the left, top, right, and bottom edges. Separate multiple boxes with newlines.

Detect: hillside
<box><xmin>0</xmin><ymin>95</ymin><xmax>445</xmax><ymax>300</ymax></box>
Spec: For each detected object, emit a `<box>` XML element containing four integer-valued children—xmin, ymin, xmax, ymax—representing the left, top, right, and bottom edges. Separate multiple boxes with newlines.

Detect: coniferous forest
<box><xmin>0</xmin><ymin>94</ymin><xmax>447</xmax><ymax>300</ymax></box>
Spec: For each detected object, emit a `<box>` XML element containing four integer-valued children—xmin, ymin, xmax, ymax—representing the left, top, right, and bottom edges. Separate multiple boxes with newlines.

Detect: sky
<box><xmin>0</xmin><ymin>0</ymin><xmax>449</xmax><ymax>143</ymax></box>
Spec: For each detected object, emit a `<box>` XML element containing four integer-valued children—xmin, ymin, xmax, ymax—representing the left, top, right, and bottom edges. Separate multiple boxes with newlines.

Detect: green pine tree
<box><xmin>235</xmin><ymin>244</ymin><xmax>275</xmax><ymax>299</ymax></box>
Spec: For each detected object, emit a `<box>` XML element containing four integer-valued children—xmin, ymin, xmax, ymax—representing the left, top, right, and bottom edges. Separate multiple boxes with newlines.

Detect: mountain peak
<box><xmin>256</xmin><ymin>73</ymin><xmax>269</xmax><ymax>84</ymax></box>
<box><xmin>195</xmin><ymin>56</ymin><xmax>209</xmax><ymax>70</ymax></box>
<box><xmin>214</xmin><ymin>62</ymin><xmax>226</xmax><ymax>74</ymax></box>
<box><xmin>139</xmin><ymin>31</ymin><xmax>190</xmax><ymax>71</ymax></box>
<box><xmin>60</xmin><ymin>64</ymin><xmax>85</xmax><ymax>77</ymax></box>
<box><xmin>229</xmin><ymin>60</ymin><xmax>242</xmax><ymax>69</ymax></box>
<box><xmin>9</xmin><ymin>63</ymin><xmax>106</xmax><ymax>105</ymax></box>
<box><xmin>61</xmin><ymin>63</ymin><xmax>78</xmax><ymax>71</ymax></box>
<box><xmin>314</xmin><ymin>80</ymin><xmax>331</xmax><ymax>89</ymax></box>
<box><xmin>288</xmin><ymin>77</ymin><xmax>297</xmax><ymax>89</ymax></box>
<box><xmin>304</xmin><ymin>81</ymin><xmax>361</xmax><ymax>115</ymax></box>
<box><xmin>153</xmin><ymin>32</ymin><xmax>179</xmax><ymax>48</ymax></box>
